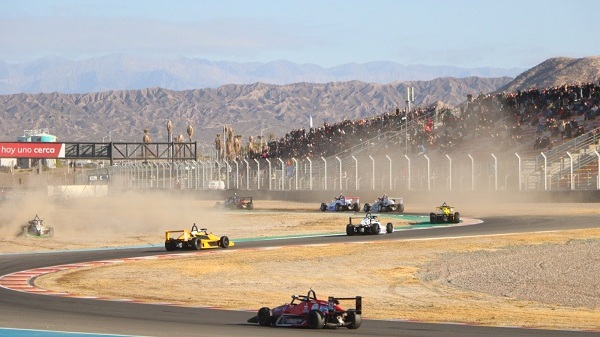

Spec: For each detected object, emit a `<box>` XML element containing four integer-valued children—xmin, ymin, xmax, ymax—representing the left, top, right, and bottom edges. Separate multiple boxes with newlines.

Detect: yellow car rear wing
<box><xmin>165</xmin><ymin>229</ymin><xmax>191</xmax><ymax>241</ymax></box>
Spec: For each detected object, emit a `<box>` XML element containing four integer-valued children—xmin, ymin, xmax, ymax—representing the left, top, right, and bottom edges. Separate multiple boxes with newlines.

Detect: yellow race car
<box><xmin>429</xmin><ymin>202</ymin><xmax>460</xmax><ymax>223</ymax></box>
<box><xmin>164</xmin><ymin>224</ymin><xmax>234</xmax><ymax>251</ymax></box>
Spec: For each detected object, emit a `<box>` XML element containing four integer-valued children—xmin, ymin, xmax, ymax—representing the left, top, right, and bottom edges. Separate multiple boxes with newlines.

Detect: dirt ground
<box><xmin>2</xmin><ymin>191</ymin><xmax>600</xmax><ymax>331</ymax></box>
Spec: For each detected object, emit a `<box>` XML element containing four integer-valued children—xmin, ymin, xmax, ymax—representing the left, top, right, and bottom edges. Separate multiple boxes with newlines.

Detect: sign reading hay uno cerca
<box><xmin>0</xmin><ymin>142</ymin><xmax>66</xmax><ymax>158</ymax></box>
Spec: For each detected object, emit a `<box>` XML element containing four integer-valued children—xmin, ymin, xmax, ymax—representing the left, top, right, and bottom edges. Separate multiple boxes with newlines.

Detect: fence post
<box><xmin>424</xmin><ymin>155</ymin><xmax>430</xmax><ymax>191</ymax></box>
<box><xmin>369</xmin><ymin>155</ymin><xmax>375</xmax><ymax>190</ymax></box>
<box><xmin>541</xmin><ymin>152</ymin><xmax>547</xmax><ymax>190</ymax></box>
<box><xmin>404</xmin><ymin>155</ymin><xmax>411</xmax><ymax>190</ymax></box>
<box><xmin>307</xmin><ymin>157</ymin><xmax>313</xmax><ymax>190</ymax></box>
<box><xmin>567</xmin><ymin>152</ymin><xmax>574</xmax><ymax>190</ymax></box>
<box><xmin>596</xmin><ymin>151</ymin><xmax>600</xmax><ymax>190</ymax></box>
<box><xmin>515</xmin><ymin>153</ymin><xmax>521</xmax><ymax>191</ymax></box>
<box><xmin>265</xmin><ymin>158</ymin><xmax>272</xmax><ymax>191</ymax></box>
<box><xmin>292</xmin><ymin>158</ymin><xmax>298</xmax><ymax>190</ymax></box>
<box><xmin>253</xmin><ymin>159</ymin><xmax>260</xmax><ymax>190</ymax></box>
<box><xmin>278</xmin><ymin>158</ymin><xmax>285</xmax><ymax>190</ymax></box>
<box><xmin>446</xmin><ymin>154</ymin><xmax>452</xmax><ymax>191</ymax></box>
<box><xmin>321</xmin><ymin>157</ymin><xmax>327</xmax><ymax>191</ymax></box>
<box><xmin>234</xmin><ymin>160</ymin><xmax>239</xmax><ymax>189</ymax></box>
<box><xmin>336</xmin><ymin>156</ymin><xmax>342</xmax><ymax>190</ymax></box>
<box><xmin>223</xmin><ymin>160</ymin><xmax>230</xmax><ymax>189</ymax></box>
<box><xmin>352</xmin><ymin>156</ymin><xmax>358</xmax><ymax>190</ymax></box>
<box><xmin>491</xmin><ymin>153</ymin><xmax>498</xmax><ymax>191</ymax></box>
<box><xmin>243</xmin><ymin>159</ymin><xmax>249</xmax><ymax>190</ymax></box>
<box><xmin>386</xmin><ymin>155</ymin><xmax>392</xmax><ymax>190</ymax></box>
<box><xmin>217</xmin><ymin>160</ymin><xmax>222</xmax><ymax>188</ymax></box>
<box><xmin>194</xmin><ymin>161</ymin><xmax>200</xmax><ymax>190</ymax></box>
<box><xmin>162</xmin><ymin>162</ymin><xmax>168</xmax><ymax>189</ymax></box>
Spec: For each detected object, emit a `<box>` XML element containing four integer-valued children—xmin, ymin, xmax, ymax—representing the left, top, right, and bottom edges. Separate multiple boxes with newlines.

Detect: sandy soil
<box><xmin>2</xmin><ymin>191</ymin><xmax>600</xmax><ymax>331</ymax></box>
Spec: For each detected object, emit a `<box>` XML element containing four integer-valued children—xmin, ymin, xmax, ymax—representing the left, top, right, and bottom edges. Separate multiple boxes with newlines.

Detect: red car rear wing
<box><xmin>328</xmin><ymin>296</ymin><xmax>362</xmax><ymax>315</ymax></box>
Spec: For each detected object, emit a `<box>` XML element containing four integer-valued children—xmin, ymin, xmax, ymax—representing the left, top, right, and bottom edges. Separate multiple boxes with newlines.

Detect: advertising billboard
<box><xmin>0</xmin><ymin>142</ymin><xmax>65</xmax><ymax>158</ymax></box>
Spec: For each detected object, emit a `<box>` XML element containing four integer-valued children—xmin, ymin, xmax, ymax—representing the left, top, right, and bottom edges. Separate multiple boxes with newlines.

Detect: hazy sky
<box><xmin>1</xmin><ymin>0</ymin><xmax>599</xmax><ymax>69</ymax></box>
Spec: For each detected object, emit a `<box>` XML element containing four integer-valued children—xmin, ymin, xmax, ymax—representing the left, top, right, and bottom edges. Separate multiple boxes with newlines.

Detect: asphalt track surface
<box><xmin>1</xmin><ymin>214</ymin><xmax>599</xmax><ymax>337</ymax></box>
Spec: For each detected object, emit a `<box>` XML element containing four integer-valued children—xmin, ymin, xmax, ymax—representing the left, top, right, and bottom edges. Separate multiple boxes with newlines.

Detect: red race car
<box><xmin>248</xmin><ymin>289</ymin><xmax>362</xmax><ymax>329</ymax></box>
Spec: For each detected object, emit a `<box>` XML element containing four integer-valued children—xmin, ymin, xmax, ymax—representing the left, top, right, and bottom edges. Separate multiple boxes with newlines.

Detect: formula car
<box><xmin>21</xmin><ymin>215</ymin><xmax>54</xmax><ymax>237</ymax></box>
<box><xmin>164</xmin><ymin>224</ymin><xmax>234</xmax><ymax>251</ymax></box>
<box><xmin>346</xmin><ymin>213</ymin><xmax>393</xmax><ymax>235</ymax></box>
<box><xmin>248</xmin><ymin>289</ymin><xmax>362</xmax><ymax>329</ymax></box>
<box><xmin>320</xmin><ymin>194</ymin><xmax>360</xmax><ymax>212</ymax></box>
<box><xmin>429</xmin><ymin>202</ymin><xmax>460</xmax><ymax>223</ymax></box>
<box><xmin>363</xmin><ymin>195</ymin><xmax>404</xmax><ymax>213</ymax></box>
<box><xmin>214</xmin><ymin>194</ymin><xmax>254</xmax><ymax>210</ymax></box>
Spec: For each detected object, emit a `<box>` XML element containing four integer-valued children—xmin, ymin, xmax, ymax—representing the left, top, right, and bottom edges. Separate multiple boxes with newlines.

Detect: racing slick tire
<box><xmin>308</xmin><ymin>309</ymin><xmax>325</xmax><ymax>329</ymax></box>
<box><xmin>347</xmin><ymin>310</ymin><xmax>362</xmax><ymax>329</ymax></box>
<box><xmin>346</xmin><ymin>224</ymin><xmax>355</xmax><ymax>236</ymax></box>
<box><xmin>353</xmin><ymin>203</ymin><xmax>360</xmax><ymax>212</ymax></box>
<box><xmin>246</xmin><ymin>203</ymin><xmax>254</xmax><ymax>210</ymax></box>
<box><xmin>363</xmin><ymin>203</ymin><xmax>371</xmax><ymax>212</ymax></box>
<box><xmin>429</xmin><ymin>212</ymin><xmax>436</xmax><ymax>223</ymax></box>
<box><xmin>191</xmin><ymin>237</ymin><xmax>201</xmax><ymax>250</ymax></box>
<box><xmin>214</xmin><ymin>201</ymin><xmax>221</xmax><ymax>208</ymax></box>
<box><xmin>386</xmin><ymin>222</ymin><xmax>393</xmax><ymax>234</ymax></box>
<box><xmin>399</xmin><ymin>204</ymin><xmax>405</xmax><ymax>213</ymax></box>
<box><xmin>257</xmin><ymin>307</ymin><xmax>273</xmax><ymax>326</ymax></box>
<box><xmin>335</xmin><ymin>203</ymin><xmax>341</xmax><ymax>212</ymax></box>
<box><xmin>320</xmin><ymin>203</ymin><xmax>327</xmax><ymax>212</ymax></box>
<box><xmin>371</xmin><ymin>223</ymin><xmax>381</xmax><ymax>235</ymax></box>
<box><xmin>165</xmin><ymin>240</ymin><xmax>177</xmax><ymax>251</ymax></box>
<box><xmin>219</xmin><ymin>236</ymin><xmax>230</xmax><ymax>248</ymax></box>
<box><xmin>454</xmin><ymin>212</ymin><xmax>460</xmax><ymax>223</ymax></box>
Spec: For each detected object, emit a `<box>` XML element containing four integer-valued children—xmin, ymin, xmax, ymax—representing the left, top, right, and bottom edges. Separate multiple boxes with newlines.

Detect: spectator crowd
<box><xmin>245</xmin><ymin>105</ymin><xmax>438</xmax><ymax>159</ymax></box>
<box><xmin>238</xmin><ymin>82</ymin><xmax>600</xmax><ymax>161</ymax></box>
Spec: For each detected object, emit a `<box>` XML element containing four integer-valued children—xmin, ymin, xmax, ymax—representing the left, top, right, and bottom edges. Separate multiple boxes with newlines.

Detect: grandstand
<box><xmin>81</xmin><ymin>82</ymin><xmax>600</xmax><ymax>193</ymax></box>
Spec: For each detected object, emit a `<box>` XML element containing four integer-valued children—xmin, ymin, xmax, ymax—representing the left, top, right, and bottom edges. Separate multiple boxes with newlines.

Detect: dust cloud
<box><xmin>0</xmin><ymin>189</ymin><xmax>229</xmax><ymax>240</ymax></box>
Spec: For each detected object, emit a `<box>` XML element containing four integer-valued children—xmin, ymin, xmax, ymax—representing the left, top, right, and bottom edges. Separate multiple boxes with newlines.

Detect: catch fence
<box><xmin>83</xmin><ymin>147</ymin><xmax>600</xmax><ymax>192</ymax></box>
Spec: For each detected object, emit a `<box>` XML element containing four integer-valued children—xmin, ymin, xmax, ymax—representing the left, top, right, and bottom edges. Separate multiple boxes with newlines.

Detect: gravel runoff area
<box><xmin>1</xmin><ymin>192</ymin><xmax>599</xmax><ymax>331</ymax></box>
<box><xmin>421</xmin><ymin>239</ymin><xmax>600</xmax><ymax>309</ymax></box>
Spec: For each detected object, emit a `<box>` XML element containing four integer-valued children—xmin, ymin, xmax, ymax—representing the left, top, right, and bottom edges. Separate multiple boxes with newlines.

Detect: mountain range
<box><xmin>0</xmin><ymin>56</ymin><xmax>598</xmax><ymax>147</ymax></box>
<box><xmin>499</xmin><ymin>56</ymin><xmax>600</xmax><ymax>92</ymax></box>
<box><xmin>0</xmin><ymin>78</ymin><xmax>511</xmax><ymax>145</ymax></box>
<box><xmin>0</xmin><ymin>55</ymin><xmax>524</xmax><ymax>95</ymax></box>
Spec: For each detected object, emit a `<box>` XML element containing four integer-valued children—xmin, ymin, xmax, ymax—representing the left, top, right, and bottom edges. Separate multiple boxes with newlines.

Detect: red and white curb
<box><xmin>0</xmin><ymin>249</ymin><xmax>269</xmax><ymax>311</ymax></box>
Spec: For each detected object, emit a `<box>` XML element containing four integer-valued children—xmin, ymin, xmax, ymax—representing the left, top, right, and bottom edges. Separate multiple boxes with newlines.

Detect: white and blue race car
<box><xmin>363</xmin><ymin>195</ymin><xmax>404</xmax><ymax>213</ymax></box>
<box><xmin>320</xmin><ymin>195</ymin><xmax>360</xmax><ymax>212</ymax></box>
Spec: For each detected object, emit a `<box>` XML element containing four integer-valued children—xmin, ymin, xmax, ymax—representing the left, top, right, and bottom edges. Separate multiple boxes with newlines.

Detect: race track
<box><xmin>1</xmin><ymin>214</ymin><xmax>599</xmax><ymax>337</ymax></box>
